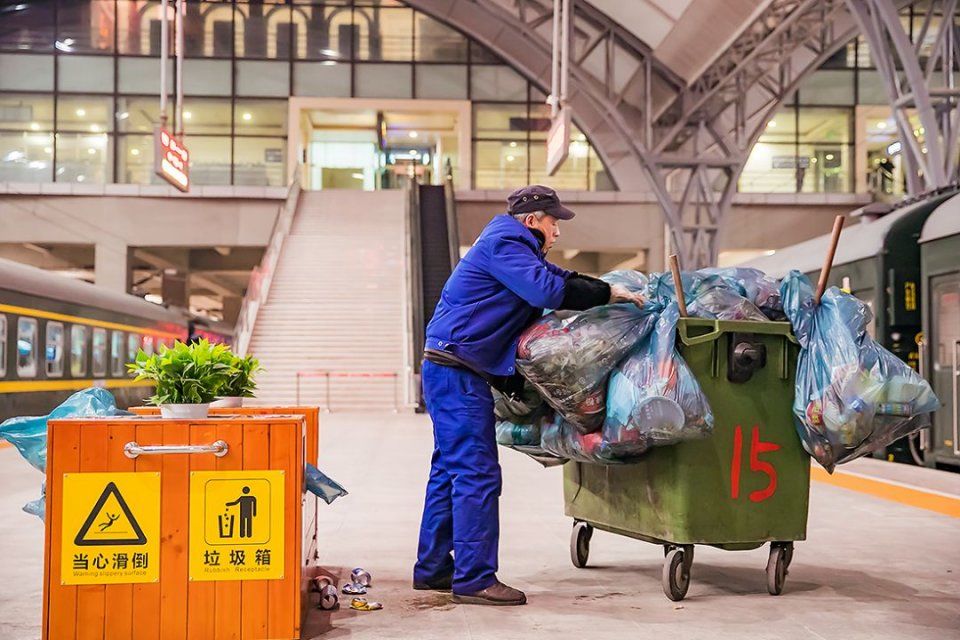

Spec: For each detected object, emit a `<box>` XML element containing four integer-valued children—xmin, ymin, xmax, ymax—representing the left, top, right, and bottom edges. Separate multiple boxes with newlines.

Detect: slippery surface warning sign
<box><xmin>60</xmin><ymin>472</ymin><xmax>161</xmax><ymax>585</ymax></box>
<box><xmin>189</xmin><ymin>470</ymin><xmax>285</xmax><ymax>582</ymax></box>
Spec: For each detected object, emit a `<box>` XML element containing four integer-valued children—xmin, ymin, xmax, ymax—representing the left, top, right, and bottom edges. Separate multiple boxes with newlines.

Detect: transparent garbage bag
<box><xmin>517</xmin><ymin>303</ymin><xmax>657</xmax><ymax>434</ymax></box>
<box><xmin>601</xmin><ymin>303</ymin><xmax>714</xmax><ymax>459</ymax></box>
<box><xmin>0</xmin><ymin>387</ymin><xmax>129</xmax><ymax>473</ymax></box>
<box><xmin>540</xmin><ymin>415</ymin><xmax>613</xmax><ymax>463</ymax></box>
<box><xmin>781</xmin><ymin>271</ymin><xmax>939</xmax><ymax>471</ymax></box>
<box><xmin>24</xmin><ymin>483</ymin><xmax>45</xmax><ymax>521</ymax></box>
<box><xmin>0</xmin><ymin>387</ymin><xmax>130</xmax><ymax>519</ymax></box>
<box><xmin>700</xmin><ymin>267</ymin><xmax>784</xmax><ymax>319</ymax></box>
<box><xmin>647</xmin><ymin>271</ymin><xmax>769</xmax><ymax>321</ymax></box>
<box><xmin>304</xmin><ymin>463</ymin><xmax>349</xmax><ymax>505</ymax></box>
<box><xmin>600</xmin><ymin>270</ymin><xmax>649</xmax><ymax>293</ymax></box>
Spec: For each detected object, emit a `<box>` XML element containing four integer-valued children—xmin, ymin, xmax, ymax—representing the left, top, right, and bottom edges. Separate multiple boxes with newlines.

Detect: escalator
<box><xmin>408</xmin><ymin>166</ymin><xmax>460</xmax><ymax>409</ymax></box>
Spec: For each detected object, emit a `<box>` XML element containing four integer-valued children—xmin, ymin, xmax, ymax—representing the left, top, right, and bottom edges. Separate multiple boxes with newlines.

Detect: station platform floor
<box><xmin>1</xmin><ymin>412</ymin><xmax>958</xmax><ymax>639</ymax></box>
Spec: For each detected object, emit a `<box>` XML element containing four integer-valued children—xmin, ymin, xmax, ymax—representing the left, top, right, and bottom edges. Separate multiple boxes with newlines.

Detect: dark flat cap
<box><xmin>506</xmin><ymin>185</ymin><xmax>575</xmax><ymax>220</ymax></box>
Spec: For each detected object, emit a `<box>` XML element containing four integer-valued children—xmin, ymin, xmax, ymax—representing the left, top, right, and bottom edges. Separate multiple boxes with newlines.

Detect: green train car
<box><xmin>743</xmin><ymin>187</ymin><xmax>959</xmax><ymax>465</ymax></box>
<box><xmin>919</xmin><ymin>192</ymin><xmax>960</xmax><ymax>470</ymax></box>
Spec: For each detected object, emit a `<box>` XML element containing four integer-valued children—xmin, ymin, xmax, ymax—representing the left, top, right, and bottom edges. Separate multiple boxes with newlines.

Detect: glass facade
<box><xmin>0</xmin><ymin>0</ymin><xmax>610</xmax><ymax>190</ymax></box>
<box><xmin>740</xmin><ymin>3</ymin><xmax>953</xmax><ymax>195</ymax></box>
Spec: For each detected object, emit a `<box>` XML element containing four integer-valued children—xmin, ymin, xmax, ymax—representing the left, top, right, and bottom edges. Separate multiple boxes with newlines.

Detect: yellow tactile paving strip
<box><xmin>812</xmin><ymin>465</ymin><xmax>960</xmax><ymax>519</ymax></box>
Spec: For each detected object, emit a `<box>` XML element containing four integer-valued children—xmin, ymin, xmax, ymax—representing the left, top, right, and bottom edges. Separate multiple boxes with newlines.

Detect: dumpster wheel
<box><xmin>766</xmin><ymin>542</ymin><xmax>793</xmax><ymax>596</ymax></box>
<box><xmin>662</xmin><ymin>546</ymin><xmax>692</xmax><ymax>601</ymax></box>
<box><xmin>570</xmin><ymin>521</ymin><xmax>593</xmax><ymax>568</ymax></box>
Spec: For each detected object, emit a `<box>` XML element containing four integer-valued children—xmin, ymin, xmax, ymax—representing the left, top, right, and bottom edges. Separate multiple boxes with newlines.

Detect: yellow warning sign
<box><xmin>60</xmin><ymin>472</ymin><xmax>160</xmax><ymax>585</ymax></box>
<box><xmin>189</xmin><ymin>470</ymin><xmax>284</xmax><ymax>582</ymax></box>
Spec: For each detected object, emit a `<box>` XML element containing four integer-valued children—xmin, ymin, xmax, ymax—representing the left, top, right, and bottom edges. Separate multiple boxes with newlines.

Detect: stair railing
<box><xmin>233</xmin><ymin>169</ymin><xmax>302</xmax><ymax>356</ymax></box>
<box><xmin>443</xmin><ymin>157</ymin><xmax>460</xmax><ymax>270</ymax></box>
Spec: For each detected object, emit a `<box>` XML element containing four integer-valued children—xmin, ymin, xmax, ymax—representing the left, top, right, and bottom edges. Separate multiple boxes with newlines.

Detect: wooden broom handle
<box><xmin>669</xmin><ymin>254</ymin><xmax>688</xmax><ymax>317</ymax></box>
<box><xmin>815</xmin><ymin>215</ymin><xmax>845</xmax><ymax>305</ymax></box>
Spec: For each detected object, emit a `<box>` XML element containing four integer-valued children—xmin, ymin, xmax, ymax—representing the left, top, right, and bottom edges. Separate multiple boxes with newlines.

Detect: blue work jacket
<box><xmin>425</xmin><ymin>214</ymin><xmax>571</xmax><ymax>377</ymax></box>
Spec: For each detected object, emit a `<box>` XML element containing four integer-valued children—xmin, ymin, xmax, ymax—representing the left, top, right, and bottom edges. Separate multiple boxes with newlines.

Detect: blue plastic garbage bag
<box><xmin>540</xmin><ymin>414</ymin><xmax>616</xmax><ymax>463</ymax></box>
<box><xmin>600</xmin><ymin>270</ymin><xmax>649</xmax><ymax>294</ymax></box>
<box><xmin>24</xmin><ymin>482</ymin><xmax>45</xmax><ymax>521</ymax></box>
<box><xmin>646</xmin><ymin>271</ymin><xmax>769</xmax><ymax>321</ymax></box>
<box><xmin>602</xmin><ymin>302</ymin><xmax>714</xmax><ymax>459</ymax></box>
<box><xmin>700</xmin><ymin>267</ymin><xmax>784</xmax><ymax>318</ymax></box>
<box><xmin>781</xmin><ymin>271</ymin><xmax>939</xmax><ymax>471</ymax></box>
<box><xmin>304</xmin><ymin>463</ymin><xmax>348</xmax><ymax>505</ymax></box>
<box><xmin>0</xmin><ymin>387</ymin><xmax>129</xmax><ymax>473</ymax></box>
<box><xmin>517</xmin><ymin>302</ymin><xmax>658</xmax><ymax>434</ymax></box>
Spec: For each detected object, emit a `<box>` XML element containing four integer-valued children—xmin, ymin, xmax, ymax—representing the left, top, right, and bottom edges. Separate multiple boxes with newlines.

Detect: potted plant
<box><xmin>211</xmin><ymin>354</ymin><xmax>263</xmax><ymax>408</ymax></box>
<box><xmin>127</xmin><ymin>339</ymin><xmax>234</xmax><ymax>418</ymax></box>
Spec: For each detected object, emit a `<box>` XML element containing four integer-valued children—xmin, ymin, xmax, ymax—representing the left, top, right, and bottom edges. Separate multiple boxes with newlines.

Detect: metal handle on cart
<box><xmin>123</xmin><ymin>440</ymin><xmax>229</xmax><ymax>459</ymax></box>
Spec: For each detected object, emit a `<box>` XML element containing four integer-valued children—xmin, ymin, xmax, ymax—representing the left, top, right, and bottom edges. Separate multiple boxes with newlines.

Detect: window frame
<box><xmin>45</xmin><ymin>320</ymin><xmax>65</xmax><ymax>378</ymax></box>
<box><xmin>92</xmin><ymin>327</ymin><xmax>108</xmax><ymax>378</ymax></box>
<box><xmin>71</xmin><ymin>324</ymin><xmax>89</xmax><ymax>378</ymax></box>
<box><xmin>16</xmin><ymin>317</ymin><xmax>39</xmax><ymax>379</ymax></box>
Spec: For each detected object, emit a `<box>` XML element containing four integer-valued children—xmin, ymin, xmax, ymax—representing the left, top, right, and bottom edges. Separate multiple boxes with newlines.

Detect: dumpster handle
<box><xmin>677</xmin><ymin>320</ymin><xmax>722</xmax><ymax>346</ymax></box>
<box><xmin>123</xmin><ymin>440</ymin><xmax>229</xmax><ymax>459</ymax></box>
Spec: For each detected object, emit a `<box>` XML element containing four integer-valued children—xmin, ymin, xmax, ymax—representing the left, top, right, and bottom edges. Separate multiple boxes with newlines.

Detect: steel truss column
<box><xmin>846</xmin><ymin>0</ymin><xmax>960</xmax><ymax>192</ymax></box>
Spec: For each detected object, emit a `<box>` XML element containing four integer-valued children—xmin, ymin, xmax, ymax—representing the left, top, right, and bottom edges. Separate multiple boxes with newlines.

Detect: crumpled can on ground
<box><xmin>516</xmin><ymin>303</ymin><xmax>657</xmax><ymax>434</ymax></box>
<box><xmin>781</xmin><ymin>270</ymin><xmax>939</xmax><ymax>471</ymax></box>
<box><xmin>601</xmin><ymin>302</ymin><xmax>714</xmax><ymax>459</ymax></box>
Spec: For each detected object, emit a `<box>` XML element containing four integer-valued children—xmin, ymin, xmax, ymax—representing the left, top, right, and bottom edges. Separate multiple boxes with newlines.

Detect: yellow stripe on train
<box><xmin>0</xmin><ymin>379</ymin><xmax>155</xmax><ymax>393</ymax></box>
<box><xmin>0</xmin><ymin>303</ymin><xmax>183</xmax><ymax>339</ymax></box>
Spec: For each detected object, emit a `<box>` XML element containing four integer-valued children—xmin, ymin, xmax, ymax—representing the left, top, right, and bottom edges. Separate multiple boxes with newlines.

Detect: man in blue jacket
<box><xmin>413</xmin><ymin>185</ymin><xmax>643</xmax><ymax>606</ymax></box>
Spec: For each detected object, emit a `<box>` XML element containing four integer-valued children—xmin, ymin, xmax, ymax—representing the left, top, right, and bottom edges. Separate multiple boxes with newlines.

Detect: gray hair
<box><xmin>512</xmin><ymin>210</ymin><xmax>547</xmax><ymax>222</ymax></box>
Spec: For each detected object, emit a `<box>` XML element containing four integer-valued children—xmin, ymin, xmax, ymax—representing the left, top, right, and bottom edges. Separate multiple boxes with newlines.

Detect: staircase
<box><xmin>247</xmin><ymin>189</ymin><xmax>410</xmax><ymax>410</ymax></box>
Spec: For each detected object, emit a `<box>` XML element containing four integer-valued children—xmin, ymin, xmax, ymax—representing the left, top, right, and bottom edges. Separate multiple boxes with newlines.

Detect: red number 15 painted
<box><xmin>730</xmin><ymin>425</ymin><xmax>780</xmax><ymax>503</ymax></box>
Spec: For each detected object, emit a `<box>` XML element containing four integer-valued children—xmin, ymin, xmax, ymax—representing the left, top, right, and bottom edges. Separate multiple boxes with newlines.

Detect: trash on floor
<box><xmin>349</xmin><ymin>597</ymin><xmax>383</xmax><ymax>611</ymax></box>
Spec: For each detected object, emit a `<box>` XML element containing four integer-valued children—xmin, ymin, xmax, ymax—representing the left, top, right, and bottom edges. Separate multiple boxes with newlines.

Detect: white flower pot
<box><xmin>159</xmin><ymin>403</ymin><xmax>211</xmax><ymax>419</ymax></box>
<box><xmin>211</xmin><ymin>396</ymin><xmax>244</xmax><ymax>408</ymax></box>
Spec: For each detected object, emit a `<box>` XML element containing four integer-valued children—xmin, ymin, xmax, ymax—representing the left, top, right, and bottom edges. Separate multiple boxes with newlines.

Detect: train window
<box><xmin>92</xmin><ymin>328</ymin><xmax>107</xmax><ymax>377</ymax></box>
<box><xmin>45</xmin><ymin>321</ymin><xmax>65</xmax><ymax>378</ymax></box>
<box><xmin>0</xmin><ymin>315</ymin><xmax>6</xmax><ymax>377</ymax></box>
<box><xmin>71</xmin><ymin>325</ymin><xmax>88</xmax><ymax>377</ymax></box>
<box><xmin>111</xmin><ymin>331</ymin><xmax>125</xmax><ymax>376</ymax></box>
<box><xmin>142</xmin><ymin>335</ymin><xmax>155</xmax><ymax>356</ymax></box>
<box><xmin>16</xmin><ymin>317</ymin><xmax>38</xmax><ymax>378</ymax></box>
<box><xmin>128</xmin><ymin>333</ymin><xmax>139</xmax><ymax>362</ymax></box>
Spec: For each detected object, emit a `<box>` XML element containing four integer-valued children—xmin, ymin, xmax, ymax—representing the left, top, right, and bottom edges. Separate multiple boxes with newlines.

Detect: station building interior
<box><xmin>0</xmin><ymin>1</ymin><xmax>958</xmax><ymax>639</ymax></box>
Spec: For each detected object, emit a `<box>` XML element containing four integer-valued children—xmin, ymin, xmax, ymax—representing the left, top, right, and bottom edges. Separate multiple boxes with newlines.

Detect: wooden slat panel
<box><xmin>240</xmin><ymin>423</ymin><xmax>270</xmax><ymax>640</ymax></box>
<box><xmin>75</xmin><ymin>423</ymin><xmax>110</xmax><ymax>640</ymax></box>
<box><xmin>45</xmin><ymin>421</ymin><xmax>81</xmax><ymax>640</ymax></box>
<box><xmin>104</xmin><ymin>422</ymin><xmax>136</xmax><ymax>640</ymax></box>
<box><xmin>268</xmin><ymin>421</ymin><xmax>299</xmax><ymax>640</ymax></box>
<box><xmin>214</xmin><ymin>421</ymin><xmax>244</xmax><ymax>640</ymax></box>
<box><xmin>159</xmin><ymin>422</ymin><xmax>190</xmax><ymax>640</ymax></box>
<box><xmin>131</xmin><ymin>422</ymin><xmax>164</xmax><ymax>640</ymax></box>
<box><xmin>186</xmin><ymin>422</ymin><xmax>218</xmax><ymax>640</ymax></box>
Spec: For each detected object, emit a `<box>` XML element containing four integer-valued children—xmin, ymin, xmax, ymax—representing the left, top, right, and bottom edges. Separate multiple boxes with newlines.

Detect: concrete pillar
<box><xmin>94</xmin><ymin>243</ymin><xmax>132</xmax><ymax>294</ymax></box>
<box><xmin>221</xmin><ymin>295</ymin><xmax>243</xmax><ymax>326</ymax></box>
<box><xmin>161</xmin><ymin>270</ymin><xmax>189</xmax><ymax>308</ymax></box>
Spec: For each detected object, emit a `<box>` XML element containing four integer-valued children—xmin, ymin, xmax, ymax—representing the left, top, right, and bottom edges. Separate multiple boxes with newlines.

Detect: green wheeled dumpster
<box><xmin>564</xmin><ymin>318</ymin><xmax>810</xmax><ymax>601</ymax></box>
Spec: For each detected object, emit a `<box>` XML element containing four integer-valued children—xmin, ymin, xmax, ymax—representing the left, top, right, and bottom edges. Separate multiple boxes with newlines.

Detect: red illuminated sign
<box><xmin>154</xmin><ymin>127</ymin><xmax>190</xmax><ymax>192</ymax></box>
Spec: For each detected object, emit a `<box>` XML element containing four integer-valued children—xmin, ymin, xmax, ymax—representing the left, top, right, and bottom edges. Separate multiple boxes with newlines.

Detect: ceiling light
<box><xmin>509</xmin><ymin>141</ymin><xmax>518</xmax><ymax>148</ymax></box>
<box><xmin>76</xmin><ymin>108</ymin><xmax>86</xmax><ymax>117</ymax></box>
<box><xmin>875</xmin><ymin>121</ymin><xmax>886</xmax><ymax>129</ymax></box>
<box><xmin>30</xmin><ymin>122</ymin><xmax>39</xmax><ymax>131</ymax></box>
<box><xmin>409</xmin><ymin>149</ymin><xmax>419</xmax><ymax>156</ymax></box>
<box><xmin>767</xmin><ymin>120</ymin><xmax>776</xmax><ymax>128</ymax></box>
<box><xmin>183</xmin><ymin>111</ymin><xmax>192</xmax><ymax>120</ymax></box>
<box><xmin>3</xmin><ymin>150</ymin><xmax>25</xmax><ymax>162</ymax></box>
<box><xmin>116</xmin><ymin>111</ymin><xmax>129</xmax><ymax>120</ymax></box>
<box><xmin>89</xmin><ymin>124</ymin><xmax>100</xmax><ymax>132</ymax></box>
<box><xmin>87</xmin><ymin>148</ymin><xmax>96</xmax><ymax>155</ymax></box>
<box><xmin>408</xmin><ymin>131</ymin><xmax>418</xmax><ymax>138</ymax></box>
<box><xmin>320</xmin><ymin>49</ymin><xmax>340</xmax><ymax>57</ymax></box>
<box><xmin>506</xmin><ymin>155</ymin><xmax>515</xmax><ymax>162</ymax></box>
<box><xmin>54</xmin><ymin>39</ymin><xmax>75</xmax><ymax>52</ymax></box>
<box><xmin>351</xmin><ymin>172</ymin><xmax>364</xmax><ymax>180</ymax></box>
<box><xmin>76</xmin><ymin>175</ymin><xmax>86</xmax><ymax>182</ymax></box>
<box><xmin>825</xmin><ymin>153</ymin><xmax>835</xmax><ymax>160</ymax></box>
<box><xmin>242</xmin><ymin>112</ymin><xmax>252</xmax><ymax>121</ymax></box>
<box><xmin>130</xmin><ymin>148</ymin><xmax>141</xmax><ymax>156</ymax></box>
<box><xmin>810</xmin><ymin>157</ymin><xmax>817</xmax><ymax>164</ymax></box>
<box><xmin>43</xmin><ymin>146</ymin><xmax>52</xmax><ymax>154</ymax></box>
<box><xmin>27</xmin><ymin>161</ymin><xmax>47</xmax><ymax>169</ymax></box>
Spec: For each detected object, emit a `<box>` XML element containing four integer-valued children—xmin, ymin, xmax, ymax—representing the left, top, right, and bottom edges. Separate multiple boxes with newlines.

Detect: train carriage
<box><xmin>919</xmin><ymin>192</ymin><xmax>960</xmax><ymax>469</ymax></box>
<box><xmin>0</xmin><ymin>258</ymin><xmax>192</xmax><ymax>422</ymax></box>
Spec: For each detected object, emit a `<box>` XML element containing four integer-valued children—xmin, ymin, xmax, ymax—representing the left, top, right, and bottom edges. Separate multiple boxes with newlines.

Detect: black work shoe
<box><xmin>413</xmin><ymin>575</ymin><xmax>453</xmax><ymax>591</ymax></box>
<box><xmin>451</xmin><ymin>581</ymin><xmax>526</xmax><ymax>606</ymax></box>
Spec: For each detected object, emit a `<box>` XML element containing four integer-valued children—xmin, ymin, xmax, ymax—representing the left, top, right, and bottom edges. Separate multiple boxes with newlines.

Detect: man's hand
<box><xmin>609</xmin><ymin>284</ymin><xmax>645</xmax><ymax>307</ymax></box>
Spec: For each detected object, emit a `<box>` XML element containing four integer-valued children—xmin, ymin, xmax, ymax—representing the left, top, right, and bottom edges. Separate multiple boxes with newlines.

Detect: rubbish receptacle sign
<box><xmin>189</xmin><ymin>470</ymin><xmax>285</xmax><ymax>581</ymax></box>
<box><xmin>60</xmin><ymin>472</ymin><xmax>161</xmax><ymax>585</ymax></box>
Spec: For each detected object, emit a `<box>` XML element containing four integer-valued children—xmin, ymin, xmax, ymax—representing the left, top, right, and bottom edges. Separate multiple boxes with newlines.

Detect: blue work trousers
<box><xmin>414</xmin><ymin>360</ymin><xmax>502</xmax><ymax>595</ymax></box>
